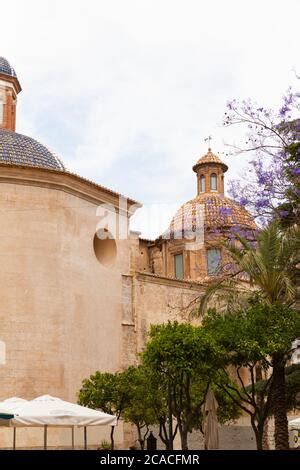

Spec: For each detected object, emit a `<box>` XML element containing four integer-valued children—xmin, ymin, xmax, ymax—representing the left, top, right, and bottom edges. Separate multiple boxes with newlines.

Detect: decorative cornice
<box><xmin>135</xmin><ymin>271</ymin><xmax>204</xmax><ymax>290</ymax></box>
<box><xmin>0</xmin><ymin>73</ymin><xmax>21</xmax><ymax>94</ymax></box>
<box><xmin>0</xmin><ymin>163</ymin><xmax>141</xmax><ymax>215</ymax></box>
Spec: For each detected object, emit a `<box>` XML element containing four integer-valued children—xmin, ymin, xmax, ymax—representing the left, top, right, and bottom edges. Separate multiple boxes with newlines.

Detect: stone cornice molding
<box><xmin>0</xmin><ymin>163</ymin><xmax>141</xmax><ymax>216</ymax></box>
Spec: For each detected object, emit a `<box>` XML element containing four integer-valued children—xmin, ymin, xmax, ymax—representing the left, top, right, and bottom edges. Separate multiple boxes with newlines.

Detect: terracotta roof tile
<box><xmin>169</xmin><ymin>193</ymin><xmax>256</xmax><ymax>234</ymax></box>
<box><xmin>193</xmin><ymin>149</ymin><xmax>228</xmax><ymax>172</ymax></box>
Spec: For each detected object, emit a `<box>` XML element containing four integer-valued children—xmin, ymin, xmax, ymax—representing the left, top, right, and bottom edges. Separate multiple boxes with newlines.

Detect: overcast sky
<box><xmin>1</xmin><ymin>0</ymin><xmax>299</xmax><ymax>237</ymax></box>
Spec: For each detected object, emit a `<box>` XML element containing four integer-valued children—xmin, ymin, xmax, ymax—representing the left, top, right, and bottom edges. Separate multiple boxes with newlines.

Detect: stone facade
<box><xmin>0</xmin><ymin>57</ymin><xmax>255</xmax><ymax>449</ymax></box>
<box><xmin>138</xmin><ymin>149</ymin><xmax>256</xmax><ymax>282</ymax></box>
<box><xmin>0</xmin><ymin>165</ymin><xmax>137</xmax><ymax>448</ymax></box>
<box><xmin>0</xmin><ymin>57</ymin><xmax>297</xmax><ymax>450</ymax></box>
<box><xmin>121</xmin><ymin>271</ymin><xmax>204</xmax><ymax>367</ymax></box>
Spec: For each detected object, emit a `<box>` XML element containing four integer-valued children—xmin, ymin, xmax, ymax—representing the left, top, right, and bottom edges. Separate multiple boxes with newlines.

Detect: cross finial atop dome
<box><xmin>204</xmin><ymin>135</ymin><xmax>212</xmax><ymax>151</ymax></box>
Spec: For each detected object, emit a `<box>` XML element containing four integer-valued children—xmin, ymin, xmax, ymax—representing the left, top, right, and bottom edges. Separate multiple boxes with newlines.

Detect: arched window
<box><xmin>200</xmin><ymin>175</ymin><xmax>205</xmax><ymax>193</ymax></box>
<box><xmin>210</xmin><ymin>173</ymin><xmax>217</xmax><ymax>191</ymax></box>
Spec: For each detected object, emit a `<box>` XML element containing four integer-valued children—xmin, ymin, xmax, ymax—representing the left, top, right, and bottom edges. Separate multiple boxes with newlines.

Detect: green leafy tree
<box><xmin>199</xmin><ymin>222</ymin><xmax>299</xmax><ymax>313</ymax></box>
<box><xmin>223</xmin><ymin>93</ymin><xmax>299</xmax><ymax>224</ymax></box>
<box><xmin>78</xmin><ymin>367</ymin><xmax>173</xmax><ymax>450</ymax></box>
<box><xmin>254</xmin><ymin>363</ymin><xmax>300</xmax><ymax>415</ymax></box>
<box><xmin>277</xmin><ymin>141</ymin><xmax>300</xmax><ymax>228</ymax></box>
<box><xmin>127</xmin><ymin>367</ymin><xmax>179</xmax><ymax>450</ymax></box>
<box><xmin>202</xmin><ymin>303</ymin><xmax>300</xmax><ymax>450</ymax></box>
<box><xmin>197</xmin><ymin>222</ymin><xmax>300</xmax><ymax>450</ymax></box>
<box><xmin>141</xmin><ymin>321</ymin><xmax>240</xmax><ymax>450</ymax></box>
<box><xmin>78</xmin><ymin>371</ymin><xmax>129</xmax><ymax>450</ymax></box>
<box><xmin>285</xmin><ymin>364</ymin><xmax>300</xmax><ymax>411</ymax></box>
<box><xmin>121</xmin><ymin>366</ymin><xmax>160</xmax><ymax>450</ymax></box>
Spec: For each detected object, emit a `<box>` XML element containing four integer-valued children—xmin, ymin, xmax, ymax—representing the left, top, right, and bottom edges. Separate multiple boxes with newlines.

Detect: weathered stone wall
<box><xmin>121</xmin><ymin>275</ymin><xmax>137</xmax><ymax>369</ymax></box>
<box><xmin>148</xmin><ymin>244</ymin><xmax>164</xmax><ymax>276</ymax></box>
<box><xmin>121</xmin><ymin>272</ymin><xmax>204</xmax><ymax>371</ymax></box>
<box><xmin>0</xmin><ymin>179</ymin><xmax>132</xmax><ymax>448</ymax></box>
<box><xmin>147</xmin><ymin>234</ymin><xmax>238</xmax><ymax>282</ymax></box>
<box><xmin>153</xmin><ymin>423</ymin><xmax>256</xmax><ymax>450</ymax></box>
<box><xmin>132</xmin><ymin>272</ymin><xmax>204</xmax><ymax>353</ymax></box>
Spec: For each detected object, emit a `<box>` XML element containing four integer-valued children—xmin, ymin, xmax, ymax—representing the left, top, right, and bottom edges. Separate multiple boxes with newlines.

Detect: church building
<box><xmin>0</xmin><ymin>57</ymin><xmax>255</xmax><ymax>448</ymax></box>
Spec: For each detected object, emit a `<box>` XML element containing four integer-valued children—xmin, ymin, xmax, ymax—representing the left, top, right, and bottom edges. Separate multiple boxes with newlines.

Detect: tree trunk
<box><xmin>159</xmin><ymin>421</ymin><xmax>169</xmax><ymax>450</ymax></box>
<box><xmin>272</xmin><ymin>356</ymin><xmax>289</xmax><ymax>450</ymax></box>
<box><xmin>179</xmin><ymin>428</ymin><xmax>189</xmax><ymax>451</ymax></box>
<box><xmin>176</xmin><ymin>417</ymin><xmax>188</xmax><ymax>450</ymax></box>
<box><xmin>255</xmin><ymin>365</ymin><xmax>269</xmax><ymax>450</ymax></box>
<box><xmin>262</xmin><ymin>418</ymin><xmax>270</xmax><ymax>450</ymax></box>
<box><xmin>136</xmin><ymin>426</ymin><xmax>145</xmax><ymax>450</ymax></box>
<box><xmin>251</xmin><ymin>416</ymin><xmax>263</xmax><ymax>450</ymax></box>
<box><xmin>168</xmin><ymin>382</ymin><xmax>173</xmax><ymax>450</ymax></box>
<box><xmin>255</xmin><ymin>432</ymin><xmax>263</xmax><ymax>451</ymax></box>
<box><xmin>255</xmin><ymin>432</ymin><xmax>263</xmax><ymax>450</ymax></box>
<box><xmin>110</xmin><ymin>426</ymin><xmax>115</xmax><ymax>450</ymax></box>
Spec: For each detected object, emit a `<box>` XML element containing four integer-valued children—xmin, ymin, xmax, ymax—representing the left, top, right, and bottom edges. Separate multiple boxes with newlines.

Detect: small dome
<box><xmin>0</xmin><ymin>129</ymin><xmax>65</xmax><ymax>171</ymax></box>
<box><xmin>169</xmin><ymin>193</ymin><xmax>256</xmax><ymax>237</ymax></box>
<box><xmin>193</xmin><ymin>149</ymin><xmax>228</xmax><ymax>173</ymax></box>
<box><xmin>0</xmin><ymin>57</ymin><xmax>17</xmax><ymax>78</ymax></box>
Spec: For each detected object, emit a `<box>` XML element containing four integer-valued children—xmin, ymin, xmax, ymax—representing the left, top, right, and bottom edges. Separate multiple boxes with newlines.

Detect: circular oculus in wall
<box><xmin>93</xmin><ymin>229</ymin><xmax>117</xmax><ymax>267</ymax></box>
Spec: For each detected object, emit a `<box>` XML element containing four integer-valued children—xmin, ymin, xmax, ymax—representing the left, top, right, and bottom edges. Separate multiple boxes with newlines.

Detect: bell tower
<box><xmin>0</xmin><ymin>57</ymin><xmax>21</xmax><ymax>132</ymax></box>
<box><xmin>192</xmin><ymin>148</ymin><xmax>228</xmax><ymax>196</ymax></box>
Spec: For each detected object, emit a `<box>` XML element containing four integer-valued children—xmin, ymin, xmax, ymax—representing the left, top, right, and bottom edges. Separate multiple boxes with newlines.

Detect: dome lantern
<box><xmin>192</xmin><ymin>148</ymin><xmax>228</xmax><ymax>196</ymax></box>
<box><xmin>0</xmin><ymin>57</ymin><xmax>65</xmax><ymax>171</ymax></box>
<box><xmin>0</xmin><ymin>57</ymin><xmax>22</xmax><ymax>132</ymax></box>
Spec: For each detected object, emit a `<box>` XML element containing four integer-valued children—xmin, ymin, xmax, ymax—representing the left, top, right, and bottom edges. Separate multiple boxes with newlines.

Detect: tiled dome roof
<box><xmin>0</xmin><ymin>129</ymin><xmax>65</xmax><ymax>170</ymax></box>
<box><xmin>193</xmin><ymin>149</ymin><xmax>228</xmax><ymax>173</ymax></box>
<box><xmin>168</xmin><ymin>193</ymin><xmax>256</xmax><ymax>237</ymax></box>
<box><xmin>0</xmin><ymin>57</ymin><xmax>17</xmax><ymax>78</ymax></box>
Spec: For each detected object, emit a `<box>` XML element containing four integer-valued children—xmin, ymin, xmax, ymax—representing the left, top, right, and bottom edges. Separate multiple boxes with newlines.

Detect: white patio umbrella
<box><xmin>0</xmin><ymin>410</ymin><xmax>14</xmax><ymax>420</ymax></box>
<box><xmin>203</xmin><ymin>387</ymin><xmax>219</xmax><ymax>450</ymax></box>
<box><xmin>11</xmin><ymin>395</ymin><xmax>117</xmax><ymax>427</ymax></box>
<box><xmin>0</xmin><ymin>395</ymin><xmax>117</xmax><ymax>449</ymax></box>
<box><xmin>0</xmin><ymin>397</ymin><xmax>28</xmax><ymax>449</ymax></box>
<box><xmin>0</xmin><ymin>397</ymin><xmax>28</xmax><ymax>410</ymax></box>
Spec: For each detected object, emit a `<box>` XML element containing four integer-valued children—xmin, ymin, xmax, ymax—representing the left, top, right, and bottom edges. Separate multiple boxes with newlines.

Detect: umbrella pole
<box><xmin>84</xmin><ymin>426</ymin><xmax>87</xmax><ymax>450</ymax></box>
<box><xmin>71</xmin><ymin>427</ymin><xmax>74</xmax><ymax>450</ymax></box>
<box><xmin>44</xmin><ymin>425</ymin><xmax>48</xmax><ymax>450</ymax></box>
<box><xmin>13</xmin><ymin>427</ymin><xmax>16</xmax><ymax>450</ymax></box>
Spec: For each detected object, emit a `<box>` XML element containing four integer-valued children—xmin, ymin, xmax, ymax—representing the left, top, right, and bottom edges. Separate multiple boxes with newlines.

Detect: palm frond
<box><xmin>193</xmin><ymin>221</ymin><xmax>299</xmax><ymax>317</ymax></box>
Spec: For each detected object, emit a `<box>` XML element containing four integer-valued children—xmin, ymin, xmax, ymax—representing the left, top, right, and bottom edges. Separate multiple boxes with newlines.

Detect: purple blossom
<box><xmin>257</xmin><ymin>171</ymin><xmax>273</xmax><ymax>186</ymax></box>
<box><xmin>219</xmin><ymin>207</ymin><xmax>233</xmax><ymax>217</ymax></box>
<box><xmin>279</xmin><ymin>210</ymin><xmax>290</xmax><ymax>218</ymax></box>
<box><xmin>255</xmin><ymin>199</ymin><xmax>270</xmax><ymax>209</ymax></box>
<box><xmin>229</xmin><ymin>225</ymin><xmax>243</xmax><ymax>234</ymax></box>
<box><xmin>278</xmin><ymin>88</ymin><xmax>295</xmax><ymax>119</ymax></box>
<box><xmin>239</xmin><ymin>197</ymin><xmax>249</xmax><ymax>207</ymax></box>
<box><xmin>224</xmin><ymin>88</ymin><xmax>299</xmax><ymax>223</ymax></box>
<box><xmin>279</xmin><ymin>104</ymin><xmax>290</xmax><ymax>118</ymax></box>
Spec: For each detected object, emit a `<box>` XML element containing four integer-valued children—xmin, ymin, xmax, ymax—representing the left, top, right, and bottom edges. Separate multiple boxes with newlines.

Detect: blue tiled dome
<box><xmin>0</xmin><ymin>57</ymin><xmax>17</xmax><ymax>78</ymax></box>
<box><xmin>0</xmin><ymin>129</ymin><xmax>65</xmax><ymax>170</ymax></box>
